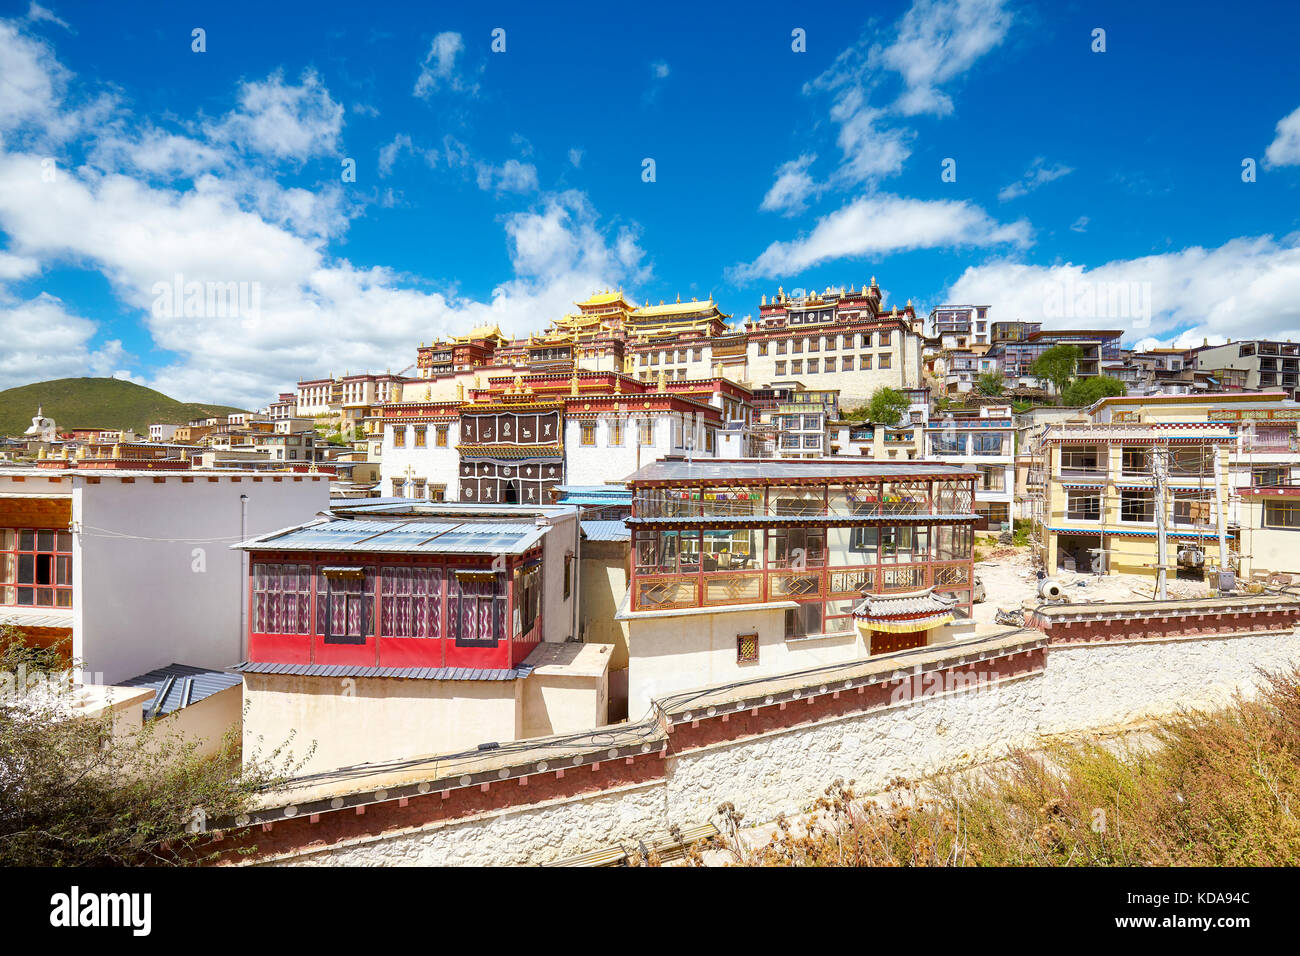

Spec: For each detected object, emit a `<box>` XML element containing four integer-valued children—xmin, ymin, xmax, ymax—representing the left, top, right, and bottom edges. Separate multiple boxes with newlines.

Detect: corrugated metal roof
<box><xmin>235</xmin><ymin>515</ymin><xmax>553</xmax><ymax>555</ymax></box>
<box><xmin>582</xmin><ymin>520</ymin><xmax>631</xmax><ymax>542</ymax></box>
<box><xmin>118</xmin><ymin>663</ymin><xmax>242</xmax><ymax>717</ymax></box>
<box><xmin>624</xmin><ymin>458</ymin><xmax>978</xmax><ymax>483</ymax></box>
<box><xmin>0</xmin><ymin>608</ymin><xmax>73</xmax><ymax>629</ymax></box>
<box><xmin>236</xmin><ymin>661</ymin><xmax>534</xmax><ymax>680</ymax></box>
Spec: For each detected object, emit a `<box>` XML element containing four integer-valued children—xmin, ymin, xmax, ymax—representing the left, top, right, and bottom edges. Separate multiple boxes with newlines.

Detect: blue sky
<box><xmin>1</xmin><ymin>0</ymin><xmax>1299</xmax><ymax>407</ymax></box>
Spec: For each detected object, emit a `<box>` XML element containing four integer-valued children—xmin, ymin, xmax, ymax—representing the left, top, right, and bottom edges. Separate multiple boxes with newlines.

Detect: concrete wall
<box><xmin>243</xmin><ymin>672</ymin><xmax>523</xmax><ymax>774</ymax></box>
<box><xmin>623</xmin><ymin>604</ymin><xmax>863</xmax><ymax>720</ymax></box>
<box><xmin>73</xmin><ymin>474</ymin><xmax>329</xmax><ymax>683</ymax></box>
<box><xmin>255</xmin><ymin>626</ymin><xmax>1300</xmax><ymax>866</ymax></box>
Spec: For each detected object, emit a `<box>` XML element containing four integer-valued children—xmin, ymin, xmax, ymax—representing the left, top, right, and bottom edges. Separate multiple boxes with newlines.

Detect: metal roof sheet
<box><xmin>235</xmin><ymin>515</ymin><xmax>553</xmax><ymax>555</ymax></box>
<box><xmin>624</xmin><ymin>458</ymin><xmax>977</xmax><ymax>483</ymax></box>
<box><xmin>581</xmin><ymin>520</ymin><xmax>631</xmax><ymax>542</ymax></box>
<box><xmin>118</xmin><ymin>663</ymin><xmax>242</xmax><ymax>717</ymax></box>
<box><xmin>236</xmin><ymin>661</ymin><xmax>534</xmax><ymax>680</ymax></box>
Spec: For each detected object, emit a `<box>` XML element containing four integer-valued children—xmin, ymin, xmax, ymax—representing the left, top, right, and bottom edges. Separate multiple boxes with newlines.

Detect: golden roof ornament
<box><xmin>37</xmin><ymin>445</ymin><xmax>47</xmax><ymax>460</ymax></box>
<box><xmin>657</xmin><ymin>369</ymin><xmax>667</xmax><ymax>391</ymax></box>
<box><xmin>570</xmin><ymin>371</ymin><xmax>580</xmax><ymax>396</ymax></box>
<box><xmin>456</xmin><ymin>382</ymin><xmax>465</xmax><ymax>400</ymax></box>
<box><xmin>871</xmin><ymin>276</ymin><xmax>877</xmax><ymax>287</ymax></box>
<box><xmin>891</xmin><ymin>306</ymin><xmax>898</xmax><ymax>317</ymax></box>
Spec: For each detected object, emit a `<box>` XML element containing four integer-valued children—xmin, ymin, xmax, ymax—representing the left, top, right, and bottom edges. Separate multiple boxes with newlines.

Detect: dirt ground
<box><xmin>972</xmin><ymin>543</ymin><xmax>1213</xmax><ymax>626</ymax></box>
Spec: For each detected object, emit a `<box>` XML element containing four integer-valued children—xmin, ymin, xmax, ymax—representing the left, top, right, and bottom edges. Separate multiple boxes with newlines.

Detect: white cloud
<box><xmin>209</xmin><ymin>69</ymin><xmax>344</xmax><ymax>162</ymax></box>
<box><xmin>733</xmin><ymin>194</ymin><xmax>1031</xmax><ymax>280</ymax></box>
<box><xmin>880</xmin><ymin>0</ymin><xmax>1012</xmax><ymax>117</ymax></box>
<box><xmin>0</xmin><ymin>291</ymin><xmax>131</xmax><ymax>389</ymax></box>
<box><xmin>944</xmin><ymin>237</ymin><xmax>1300</xmax><ymax>344</ymax></box>
<box><xmin>568</xmin><ymin>148</ymin><xmax>583</xmax><ymax>168</ymax></box>
<box><xmin>0</xmin><ymin>19</ymin><xmax>69</xmax><ymax>134</ymax></box>
<box><xmin>1265</xmin><ymin>104</ymin><xmax>1300</xmax><ymax>167</ymax></box>
<box><xmin>0</xmin><ymin>17</ymin><xmax>647</xmax><ymax>406</ymax></box>
<box><xmin>651</xmin><ymin>60</ymin><xmax>670</xmax><ymax>80</ymax></box>
<box><xmin>998</xmin><ymin>157</ymin><xmax>1074</xmax><ymax>202</ymax></box>
<box><xmin>1070</xmin><ymin>215</ymin><xmax>1089</xmax><ymax>233</ymax></box>
<box><xmin>761</xmin><ymin>154</ymin><xmax>820</xmax><ymax>215</ymax></box>
<box><xmin>765</xmin><ymin>0</ymin><xmax>1009</xmax><ymax>206</ymax></box>
<box><xmin>414</xmin><ymin>32</ymin><xmax>477</xmax><ymax>98</ymax></box>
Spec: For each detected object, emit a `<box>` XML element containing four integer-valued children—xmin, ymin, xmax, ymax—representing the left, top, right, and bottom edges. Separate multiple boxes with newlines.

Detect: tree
<box><xmin>1029</xmin><ymin>344</ymin><xmax>1082</xmax><ymax>395</ymax></box>
<box><xmin>976</xmin><ymin>371</ymin><xmax>1004</xmax><ymax>396</ymax></box>
<box><xmin>1062</xmin><ymin>374</ymin><xmax>1127</xmax><ymax>407</ymax></box>
<box><xmin>865</xmin><ymin>387</ymin><xmax>910</xmax><ymax>427</ymax></box>
<box><xmin>0</xmin><ymin>628</ymin><xmax>306</xmax><ymax>866</ymax></box>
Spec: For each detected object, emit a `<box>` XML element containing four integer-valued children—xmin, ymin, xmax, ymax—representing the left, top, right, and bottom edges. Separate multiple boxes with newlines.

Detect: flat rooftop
<box><xmin>623</xmin><ymin>457</ymin><xmax>978</xmax><ymax>485</ymax></box>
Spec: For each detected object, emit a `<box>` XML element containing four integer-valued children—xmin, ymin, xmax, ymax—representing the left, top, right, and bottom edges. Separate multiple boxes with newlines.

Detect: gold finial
<box><xmin>906</xmin><ymin>298</ymin><xmax>912</xmax><ymax>308</ymax></box>
<box><xmin>513</xmin><ymin>374</ymin><xmax>524</xmax><ymax>392</ymax></box>
<box><xmin>37</xmin><ymin>445</ymin><xmax>47</xmax><ymax>460</ymax></box>
<box><xmin>570</xmin><ymin>371</ymin><xmax>580</xmax><ymax>396</ymax></box>
<box><xmin>761</xmin><ymin>294</ymin><xmax>767</xmax><ymax>305</ymax></box>
<box><xmin>676</xmin><ymin>293</ymin><xmax>681</xmax><ymax>303</ymax></box>
<box><xmin>657</xmin><ymin>369</ymin><xmax>667</xmax><ymax>391</ymax></box>
<box><xmin>456</xmin><ymin>382</ymin><xmax>465</xmax><ymax>400</ymax></box>
<box><xmin>614</xmin><ymin>377</ymin><xmax>623</xmax><ymax>394</ymax></box>
<box><xmin>77</xmin><ymin>445</ymin><xmax>86</xmax><ymax>459</ymax></box>
<box><xmin>891</xmin><ymin>306</ymin><xmax>898</xmax><ymax>317</ymax></box>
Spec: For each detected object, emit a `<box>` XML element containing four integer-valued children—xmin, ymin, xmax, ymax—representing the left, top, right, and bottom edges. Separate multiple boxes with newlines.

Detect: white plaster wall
<box><xmin>75</xmin><ymin>475</ymin><xmax>330</xmax><ymax>684</ymax></box>
<box><xmin>380</xmin><ymin>422</ymin><xmax>460</xmax><ymax>499</ymax></box>
<box><xmin>625</xmin><ymin>607</ymin><xmax>863</xmax><ymax>720</ymax></box>
<box><xmin>279</xmin><ymin>780</ymin><xmax>666</xmax><ymax>867</ymax></box>
<box><xmin>263</xmin><ymin>629</ymin><xmax>1300</xmax><ymax>865</ymax></box>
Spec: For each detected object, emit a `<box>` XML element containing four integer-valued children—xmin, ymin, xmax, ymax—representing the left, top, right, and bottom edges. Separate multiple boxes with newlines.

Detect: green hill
<box><xmin>0</xmin><ymin>378</ymin><xmax>249</xmax><ymax>437</ymax></box>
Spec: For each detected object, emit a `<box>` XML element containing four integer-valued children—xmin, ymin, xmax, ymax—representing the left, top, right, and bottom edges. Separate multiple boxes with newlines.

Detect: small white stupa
<box><xmin>23</xmin><ymin>406</ymin><xmax>58</xmax><ymax>443</ymax></box>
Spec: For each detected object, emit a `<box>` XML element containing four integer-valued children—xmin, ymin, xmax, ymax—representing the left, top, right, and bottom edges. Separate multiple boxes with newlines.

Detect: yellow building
<box><xmin>1035</xmin><ymin>421</ymin><xmax>1235</xmax><ymax>585</ymax></box>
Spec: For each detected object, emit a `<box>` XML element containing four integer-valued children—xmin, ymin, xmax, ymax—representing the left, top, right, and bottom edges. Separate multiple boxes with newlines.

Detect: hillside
<box><xmin>0</xmin><ymin>378</ymin><xmax>249</xmax><ymax>437</ymax></box>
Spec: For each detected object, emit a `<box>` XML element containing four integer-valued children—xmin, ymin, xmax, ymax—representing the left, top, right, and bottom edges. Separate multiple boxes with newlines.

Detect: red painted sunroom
<box><xmin>233</xmin><ymin>502</ymin><xmax>575</xmax><ymax>673</ymax></box>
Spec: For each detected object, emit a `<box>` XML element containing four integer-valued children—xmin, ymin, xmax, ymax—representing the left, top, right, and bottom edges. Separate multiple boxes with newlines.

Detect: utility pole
<box><xmin>239</xmin><ymin>494</ymin><xmax>249</xmax><ymax>661</ymax></box>
<box><xmin>1153</xmin><ymin>444</ymin><xmax>1169</xmax><ymax>601</ymax></box>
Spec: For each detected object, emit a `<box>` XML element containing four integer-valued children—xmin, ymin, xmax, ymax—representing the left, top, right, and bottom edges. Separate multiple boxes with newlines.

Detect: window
<box><xmin>972</xmin><ymin>434</ymin><xmax>1004</xmax><ymax>455</ymax></box>
<box><xmin>791</xmin><ymin>360</ymin><xmax>803</xmax><ymax>375</ymax></box>
<box><xmin>1</xmin><ymin>529</ymin><xmax>72</xmax><ymax>608</ymax></box>
<box><xmin>1060</xmin><ymin>446</ymin><xmax>1100</xmax><ymax>472</ymax></box>
<box><xmin>861</xmin><ymin>355</ymin><xmax>872</xmax><ymax>370</ymax></box>
<box><xmin>379</xmin><ymin>566</ymin><xmax>443</xmax><ymax>637</ymax></box>
<box><xmin>1066</xmin><ymin>489</ymin><xmax>1101</xmax><ymax>521</ymax></box>
<box><xmin>809</xmin><ymin>338</ymin><xmax>820</xmax><ymax>351</ymax></box>
<box><xmin>842</xmin><ymin>357</ymin><xmax>854</xmax><ymax>371</ymax></box>
<box><xmin>1121</xmin><ymin>447</ymin><xmax>1150</xmax><ymax>475</ymax></box>
<box><xmin>392</xmin><ymin>426</ymin><xmax>405</xmax><ymax>448</ymax></box>
<box><xmin>610</xmin><ymin>418</ymin><xmax>624</xmax><ymax>446</ymax></box>
<box><xmin>639</xmin><ymin>420</ymin><xmax>654</xmax><ymax>446</ymax></box>
<box><xmin>792</xmin><ymin>339</ymin><xmax>803</xmax><ymax>354</ymax></box>
<box><xmin>758</xmin><ymin>342</ymin><xmax>770</xmax><ymax>356</ymax></box>
<box><xmin>1264</xmin><ymin>501</ymin><xmax>1300</xmax><ymax>528</ymax></box>
<box><xmin>316</xmin><ymin>568</ymin><xmax>374</xmax><ymax>644</ymax></box>
<box><xmin>436</xmin><ymin>426</ymin><xmax>448</xmax><ymax>447</ymax></box>
<box><xmin>784</xmin><ymin>602</ymin><xmax>823</xmax><ymax>639</ymax></box>
<box><xmin>767</xmin><ymin>527</ymin><xmax>826</xmax><ymax>567</ymax></box>
<box><xmin>775</xmin><ymin>361</ymin><xmax>787</xmax><ymax>375</ymax></box>
<box><xmin>515</xmin><ymin>562</ymin><xmax>542</xmax><ymax>635</ymax></box>
<box><xmin>880</xmin><ymin>330</ymin><xmax>893</xmax><ymax>346</ymax></box>
<box><xmin>1120</xmin><ymin>489</ymin><xmax>1155</xmax><ymax>523</ymax></box>
<box><xmin>737</xmin><ymin>632</ymin><xmax>759</xmax><ymax>663</ymax></box>
<box><xmin>1253</xmin><ymin>466</ymin><xmax>1286</xmax><ymax>486</ymax></box>
<box><xmin>448</xmin><ymin>570</ymin><xmax>507</xmax><ymax>646</ymax></box>
<box><xmin>879</xmin><ymin>353</ymin><xmax>892</xmax><ymax>369</ymax></box>
<box><xmin>581</xmin><ymin>423</ymin><xmax>596</xmax><ymax>446</ymax></box>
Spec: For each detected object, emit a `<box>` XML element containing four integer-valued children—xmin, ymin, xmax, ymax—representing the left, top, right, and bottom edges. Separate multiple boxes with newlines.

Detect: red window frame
<box><xmin>0</xmin><ymin>528</ymin><xmax>72</xmax><ymax>608</ymax></box>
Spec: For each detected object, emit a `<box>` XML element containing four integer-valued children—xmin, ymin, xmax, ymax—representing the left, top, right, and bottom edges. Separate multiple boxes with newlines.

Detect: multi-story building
<box><xmin>1189</xmin><ymin>339</ymin><xmax>1300</xmax><ymax>401</ymax></box>
<box><xmin>381</xmin><ymin>370</ymin><xmax>752</xmax><ymax>504</ymax></box>
<box><xmin>408</xmin><ymin>283</ymin><xmax>926</xmax><ymax>413</ymax></box>
<box><xmin>929</xmin><ymin>304</ymin><xmax>991</xmax><ymax>351</ymax></box>
<box><xmin>993</xmin><ymin>329</ymin><xmax>1124</xmax><ymax>385</ymax></box>
<box><xmin>925</xmin><ymin>405</ymin><xmax>1017</xmax><ymax>530</ymax></box>
<box><xmin>1032</xmin><ymin>418</ymin><xmax>1235</xmax><ymax>583</ymax></box>
<box><xmin>295</xmin><ymin>372</ymin><xmax>408</xmax><ymax>418</ymax></box>
<box><xmin>0</xmin><ymin>467</ymin><xmax>329</xmax><ymax>683</ymax></box>
<box><xmin>617</xmin><ymin>458</ymin><xmax>979</xmax><ymax>716</ymax></box>
<box><xmin>234</xmin><ymin>499</ymin><xmax>609</xmax><ymax>773</ymax></box>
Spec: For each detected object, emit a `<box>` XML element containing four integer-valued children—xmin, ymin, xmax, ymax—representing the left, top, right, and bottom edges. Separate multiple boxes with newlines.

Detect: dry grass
<box><xmin>667</xmin><ymin>665</ymin><xmax>1300</xmax><ymax>867</ymax></box>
